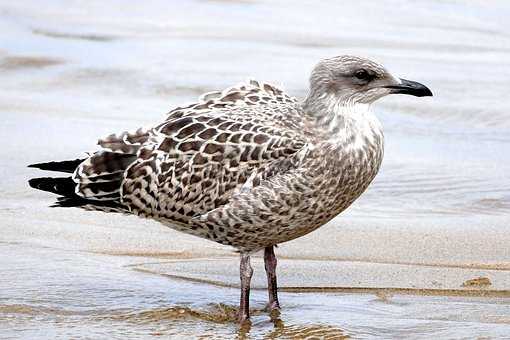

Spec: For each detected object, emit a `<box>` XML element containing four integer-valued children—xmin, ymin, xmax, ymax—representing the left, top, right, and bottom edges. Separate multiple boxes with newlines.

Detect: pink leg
<box><xmin>238</xmin><ymin>252</ymin><xmax>253</xmax><ymax>324</ymax></box>
<box><xmin>264</xmin><ymin>246</ymin><xmax>280</xmax><ymax>312</ymax></box>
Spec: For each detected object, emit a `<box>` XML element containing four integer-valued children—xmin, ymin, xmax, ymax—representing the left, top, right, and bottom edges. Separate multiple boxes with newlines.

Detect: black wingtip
<box><xmin>28</xmin><ymin>159</ymin><xmax>85</xmax><ymax>173</ymax></box>
<box><xmin>28</xmin><ymin>177</ymin><xmax>40</xmax><ymax>188</ymax></box>
<box><xmin>28</xmin><ymin>161</ymin><xmax>51</xmax><ymax>169</ymax></box>
<box><xmin>28</xmin><ymin>176</ymin><xmax>77</xmax><ymax>196</ymax></box>
<box><xmin>28</xmin><ymin>177</ymin><xmax>51</xmax><ymax>190</ymax></box>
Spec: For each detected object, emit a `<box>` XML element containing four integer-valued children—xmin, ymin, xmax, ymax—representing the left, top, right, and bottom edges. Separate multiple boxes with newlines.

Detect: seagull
<box><xmin>28</xmin><ymin>55</ymin><xmax>432</xmax><ymax>324</ymax></box>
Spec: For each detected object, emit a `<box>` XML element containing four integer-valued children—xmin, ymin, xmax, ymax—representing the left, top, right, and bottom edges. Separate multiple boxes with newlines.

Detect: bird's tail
<box><xmin>28</xmin><ymin>158</ymin><xmax>127</xmax><ymax>213</ymax></box>
<box><xmin>28</xmin><ymin>176</ymin><xmax>77</xmax><ymax>196</ymax></box>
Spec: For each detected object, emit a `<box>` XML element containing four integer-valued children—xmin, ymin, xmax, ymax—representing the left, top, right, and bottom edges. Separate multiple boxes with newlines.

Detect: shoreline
<box><xmin>133</xmin><ymin>267</ymin><xmax>510</xmax><ymax>298</ymax></box>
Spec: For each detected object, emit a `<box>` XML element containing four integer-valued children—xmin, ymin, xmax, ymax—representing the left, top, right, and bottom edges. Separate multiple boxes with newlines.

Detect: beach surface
<box><xmin>2</xmin><ymin>0</ymin><xmax>510</xmax><ymax>338</ymax></box>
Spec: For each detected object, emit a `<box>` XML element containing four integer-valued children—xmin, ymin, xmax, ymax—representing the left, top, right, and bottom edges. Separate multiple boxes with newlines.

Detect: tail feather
<box><xmin>28</xmin><ymin>159</ymin><xmax>85</xmax><ymax>173</ymax></box>
<box><xmin>28</xmin><ymin>176</ymin><xmax>126</xmax><ymax>212</ymax></box>
<box><xmin>53</xmin><ymin>196</ymin><xmax>124</xmax><ymax>212</ymax></box>
<box><xmin>28</xmin><ymin>177</ymin><xmax>77</xmax><ymax>196</ymax></box>
<box><xmin>28</xmin><ymin>155</ymin><xmax>131</xmax><ymax>214</ymax></box>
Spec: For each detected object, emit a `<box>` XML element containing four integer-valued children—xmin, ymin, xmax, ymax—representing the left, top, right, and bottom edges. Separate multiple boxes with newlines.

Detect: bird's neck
<box><xmin>302</xmin><ymin>92</ymin><xmax>384</xmax><ymax>146</ymax></box>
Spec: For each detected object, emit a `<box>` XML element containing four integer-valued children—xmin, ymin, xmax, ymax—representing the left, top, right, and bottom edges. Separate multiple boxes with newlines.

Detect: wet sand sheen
<box><xmin>132</xmin><ymin>258</ymin><xmax>510</xmax><ymax>295</ymax></box>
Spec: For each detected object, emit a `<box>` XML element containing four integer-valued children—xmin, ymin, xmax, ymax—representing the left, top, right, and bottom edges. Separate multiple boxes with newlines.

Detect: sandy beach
<box><xmin>2</xmin><ymin>0</ymin><xmax>510</xmax><ymax>338</ymax></box>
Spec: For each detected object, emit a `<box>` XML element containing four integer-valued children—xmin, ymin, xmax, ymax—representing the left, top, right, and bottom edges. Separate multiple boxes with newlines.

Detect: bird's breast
<box><xmin>299</xmin><ymin>121</ymin><xmax>384</xmax><ymax>226</ymax></box>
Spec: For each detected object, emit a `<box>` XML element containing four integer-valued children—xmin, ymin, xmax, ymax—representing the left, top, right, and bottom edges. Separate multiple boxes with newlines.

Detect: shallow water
<box><xmin>2</xmin><ymin>243</ymin><xmax>510</xmax><ymax>339</ymax></box>
<box><xmin>1</xmin><ymin>0</ymin><xmax>510</xmax><ymax>338</ymax></box>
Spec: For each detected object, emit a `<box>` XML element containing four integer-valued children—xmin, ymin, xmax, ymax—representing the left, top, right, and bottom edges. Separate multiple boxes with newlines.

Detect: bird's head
<box><xmin>307</xmin><ymin>55</ymin><xmax>432</xmax><ymax>106</ymax></box>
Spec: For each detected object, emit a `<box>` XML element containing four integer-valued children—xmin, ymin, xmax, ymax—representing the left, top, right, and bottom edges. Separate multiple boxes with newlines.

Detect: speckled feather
<box><xmin>69</xmin><ymin>65</ymin><xmax>385</xmax><ymax>252</ymax></box>
<box><xmin>67</xmin><ymin>80</ymin><xmax>381</xmax><ymax>251</ymax></box>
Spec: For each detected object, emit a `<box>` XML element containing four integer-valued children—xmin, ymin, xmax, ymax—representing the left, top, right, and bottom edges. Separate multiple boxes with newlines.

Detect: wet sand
<box><xmin>2</xmin><ymin>0</ymin><xmax>510</xmax><ymax>338</ymax></box>
<box><xmin>3</xmin><ymin>242</ymin><xmax>510</xmax><ymax>339</ymax></box>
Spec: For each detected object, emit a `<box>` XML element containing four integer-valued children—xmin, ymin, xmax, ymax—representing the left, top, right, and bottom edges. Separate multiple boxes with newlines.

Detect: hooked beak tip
<box><xmin>386</xmin><ymin>78</ymin><xmax>433</xmax><ymax>97</ymax></box>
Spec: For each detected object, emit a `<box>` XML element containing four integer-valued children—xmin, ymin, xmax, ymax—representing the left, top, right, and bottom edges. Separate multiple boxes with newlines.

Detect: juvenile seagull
<box><xmin>29</xmin><ymin>55</ymin><xmax>432</xmax><ymax>323</ymax></box>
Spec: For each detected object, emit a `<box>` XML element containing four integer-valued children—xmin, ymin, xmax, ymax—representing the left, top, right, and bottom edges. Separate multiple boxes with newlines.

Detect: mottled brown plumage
<box><xmin>29</xmin><ymin>55</ymin><xmax>432</xmax><ymax>323</ymax></box>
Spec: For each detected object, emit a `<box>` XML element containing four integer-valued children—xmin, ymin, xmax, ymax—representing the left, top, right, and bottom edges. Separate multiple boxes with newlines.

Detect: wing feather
<box><xmin>120</xmin><ymin>80</ymin><xmax>308</xmax><ymax>222</ymax></box>
<box><xmin>63</xmin><ymin>80</ymin><xmax>308</xmax><ymax>218</ymax></box>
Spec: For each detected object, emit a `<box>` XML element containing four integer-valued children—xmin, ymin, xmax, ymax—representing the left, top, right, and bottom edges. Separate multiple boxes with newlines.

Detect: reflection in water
<box><xmin>110</xmin><ymin>304</ymin><xmax>257</xmax><ymax>324</ymax></box>
<box><xmin>105</xmin><ymin>305</ymin><xmax>349</xmax><ymax>339</ymax></box>
<box><xmin>265</xmin><ymin>323</ymin><xmax>350</xmax><ymax>339</ymax></box>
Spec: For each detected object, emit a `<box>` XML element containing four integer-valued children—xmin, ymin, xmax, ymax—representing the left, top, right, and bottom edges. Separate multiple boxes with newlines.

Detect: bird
<box><xmin>28</xmin><ymin>55</ymin><xmax>432</xmax><ymax>324</ymax></box>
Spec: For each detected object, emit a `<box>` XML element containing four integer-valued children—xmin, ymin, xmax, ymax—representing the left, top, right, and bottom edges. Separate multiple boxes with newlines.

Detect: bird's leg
<box><xmin>238</xmin><ymin>252</ymin><xmax>253</xmax><ymax>324</ymax></box>
<box><xmin>264</xmin><ymin>246</ymin><xmax>280</xmax><ymax>314</ymax></box>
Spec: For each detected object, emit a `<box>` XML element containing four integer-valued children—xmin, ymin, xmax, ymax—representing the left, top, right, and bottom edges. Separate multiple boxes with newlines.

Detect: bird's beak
<box><xmin>384</xmin><ymin>78</ymin><xmax>433</xmax><ymax>97</ymax></box>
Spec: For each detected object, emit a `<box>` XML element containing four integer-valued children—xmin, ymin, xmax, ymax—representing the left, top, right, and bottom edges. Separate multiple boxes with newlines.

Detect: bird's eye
<box><xmin>354</xmin><ymin>69</ymin><xmax>370</xmax><ymax>80</ymax></box>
